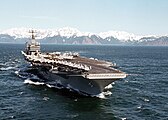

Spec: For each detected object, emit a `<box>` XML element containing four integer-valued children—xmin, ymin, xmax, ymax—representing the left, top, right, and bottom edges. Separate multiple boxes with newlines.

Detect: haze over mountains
<box><xmin>0</xmin><ymin>27</ymin><xmax>168</xmax><ymax>46</ymax></box>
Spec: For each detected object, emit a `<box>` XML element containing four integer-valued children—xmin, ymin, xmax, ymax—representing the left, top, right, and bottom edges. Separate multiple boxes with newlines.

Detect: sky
<box><xmin>0</xmin><ymin>0</ymin><xmax>168</xmax><ymax>35</ymax></box>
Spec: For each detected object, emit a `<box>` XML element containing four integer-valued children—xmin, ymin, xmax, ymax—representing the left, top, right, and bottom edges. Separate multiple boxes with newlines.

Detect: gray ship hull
<box><xmin>36</xmin><ymin>67</ymin><xmax>118</xmax><ymax>96</ymax></box>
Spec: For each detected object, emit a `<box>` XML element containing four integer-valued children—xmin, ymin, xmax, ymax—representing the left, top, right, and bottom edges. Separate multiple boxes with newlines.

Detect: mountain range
<box><xmin>0</xmin><ymin>27</ymin><xmax>168</xmax><ymax>46</ymax></box>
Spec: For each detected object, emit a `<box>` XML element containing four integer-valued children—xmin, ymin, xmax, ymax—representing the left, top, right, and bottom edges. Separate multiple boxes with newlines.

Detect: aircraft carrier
<box><xmin>21</xmin><ymin>30</ymin><xmax>127</xmax><ymax>96</ymax></box>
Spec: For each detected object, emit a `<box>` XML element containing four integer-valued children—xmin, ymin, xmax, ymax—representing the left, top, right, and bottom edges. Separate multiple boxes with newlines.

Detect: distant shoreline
<box><xmin>0</xmin><ymin>42</ymin><xmax>168</xmax><ymax>47</ymax></box>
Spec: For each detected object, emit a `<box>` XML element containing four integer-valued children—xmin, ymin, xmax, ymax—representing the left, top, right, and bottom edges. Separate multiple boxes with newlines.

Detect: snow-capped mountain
<box><xmin>0</xmin><ymin>27</ymin><xmax>143</xmax><ymax>41</ymax></box>
<box><xmin>0</xmin><ymin>27</ymin><xmax>97</xmax><ymax>39</ymax></box>
<box><xmin>99</xmin><ymin>31</ymin><xmax>143</xmax><ymax>41</ymax></box>
<box><xmin>0</xmin><ymin>27</ymin><xmax>168</xmax><ymax>45</ymax></box>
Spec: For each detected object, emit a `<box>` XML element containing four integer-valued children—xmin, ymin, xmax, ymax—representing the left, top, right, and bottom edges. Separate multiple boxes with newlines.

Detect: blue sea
<box><xmin>0</xmin><ymin>44</ymin><xmax>168</xmax><ymax>120</ymax></box>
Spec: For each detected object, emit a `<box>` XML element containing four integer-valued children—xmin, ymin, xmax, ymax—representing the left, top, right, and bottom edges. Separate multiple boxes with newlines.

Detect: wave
<box><xmin>144</xmin><ymin>98</ymin><xmax>150</xmax><ymax>102</ymax></box>
<box><xmin>24</xmin><ymin>79</ymin><xmax>45</xmax><ymax>85</ymax></box>
<box><xmin>43</xmin><ymin>97</ymin><xmax>49</xmax><ymax>101</ymax></box>
<box><xmin>24</xmin><ymin>79</ymin><xmax>63</xmax><ymax>89</ymax></box>
<box><xmin>128</xmin><ymin>73</ymin><xmax>143</xmax><ymax>76</ymax></box>
<box><xmin>0</xmin><ymin>66</ymin><xmax>16</xmax><ymax>71</ymax></box>
<box><xmin>95</xmin><ymin>91</ymin><xmax>112</xmax><ymax>99</ymax></box>
<box><xmin>0</xmin><ymin>63</ymin><xmax>6</xmax><ymax>67</ymax></box>
<box><xmin>104</xmin><ymin>83</ymin><xmax>113</xmax><ymax>90</ymax></box>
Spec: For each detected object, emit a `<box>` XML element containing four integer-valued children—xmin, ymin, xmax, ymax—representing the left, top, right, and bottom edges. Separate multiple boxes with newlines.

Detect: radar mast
<box><xmin>29</xmin><ymin>30</ymin><xmax>36</xmax><ymax>43</ymax></box>
<box><xmin>25</xmin><ymin>29</ymin><xmax>40</xmax><ymax>55</ymax></box>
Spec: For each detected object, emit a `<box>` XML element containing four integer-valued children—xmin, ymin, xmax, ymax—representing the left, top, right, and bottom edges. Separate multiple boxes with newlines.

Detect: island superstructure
<box><xmin>21</xmin><ymin>30</ymin><xmax>127</xmax><ymax>96</ymax></box>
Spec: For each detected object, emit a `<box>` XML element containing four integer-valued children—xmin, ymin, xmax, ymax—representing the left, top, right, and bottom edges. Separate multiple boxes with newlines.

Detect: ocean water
<box><xmin>0</xmin><ymin>44</ymin><xmax>168</xmax><ymax>120</ymax></box>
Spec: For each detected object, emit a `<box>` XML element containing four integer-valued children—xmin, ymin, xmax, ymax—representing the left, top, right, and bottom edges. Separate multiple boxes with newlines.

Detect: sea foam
<box><xmin>0</xmin><ymin>66</ymin><xmax>15</xmax><ymax>71</ymax></box>
<box><xmin>24</xmin><ymin>79</ymin><xmax>45</xmax><ymax>85</ymax></box>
